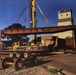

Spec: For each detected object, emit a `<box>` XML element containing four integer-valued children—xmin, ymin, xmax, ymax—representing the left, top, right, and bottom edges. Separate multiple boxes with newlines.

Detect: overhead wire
<box><xmin>24</xmin><ymin>7</ymin><xmax>29</xmax><ymax>22</ymax></box>
<box><xmin>24</xmin><ymin>0</ymin><xmax>32</xmax><ymax>23</ymax></box>
<box><xmin>36</xmin><ymin>1</ymin><xmax>51</xmax><ymax>27</ymax></box>
<box><xmin>16</xmin><ymin>7</ymin><xmax>27</xmax><ymax>22</ymax></box>
<box><xmin>16</xmin><ymin>0</ymin><xmax>51</xmax><ymax>27</ymax></box>
<box><xmin>16</xmin><ymin>0</ymin><xmax>31</xmax><ymax>23</ymax></box>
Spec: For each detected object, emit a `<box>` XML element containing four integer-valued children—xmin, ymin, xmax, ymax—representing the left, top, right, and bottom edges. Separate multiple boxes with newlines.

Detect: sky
<box><xmin>0</xmin><ymin>0</ymin><xmax>76</xmax><ymax>30</ymax></box>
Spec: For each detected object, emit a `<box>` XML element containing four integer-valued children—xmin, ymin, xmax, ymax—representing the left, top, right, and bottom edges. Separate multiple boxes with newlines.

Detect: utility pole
<box><xmin>29</xmin><ymin>0</ymin><xmax>37</xmax><ymax>43</ymax></box>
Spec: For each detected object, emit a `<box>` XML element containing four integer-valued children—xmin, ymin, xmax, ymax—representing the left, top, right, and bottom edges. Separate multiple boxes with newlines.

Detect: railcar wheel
<box><xmin>9</xmin><ymin>53</ymin><xmax>14</xmax><ymax>57</ymax></box>
<box><xmin>31</xmin><ymin>56</ymin><xmax>38</xmax><ymax>64</ymax></box>
<box><xmin>14</xmin><ymin>58</ymin><xmax>23</xmax><ymax>70</ymax></box>
<box><xmin>24</xmin><ymin>53</ymin><xmax>28</xmax><ymax>58</ymax></box>
<box><xmin>2</xmin><ymin>57</ymin><xmax>13</xmax><ymax>69</ymax></box>
<box><xmin>16</xmin><ymin>53</ymin><xmax>20</xmax><ymax>58</ymax></box>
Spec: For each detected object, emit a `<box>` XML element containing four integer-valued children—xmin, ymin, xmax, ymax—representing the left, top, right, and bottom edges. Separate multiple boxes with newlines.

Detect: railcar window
<box><xmin>17</xmin><ymin>43</ymin><xmax>19</xmax><ymax>45</ymax></box>
<box><xmin>13</xmin><ymin>44</ymin><xmax>15</xmax><ymax>46</ymax></box>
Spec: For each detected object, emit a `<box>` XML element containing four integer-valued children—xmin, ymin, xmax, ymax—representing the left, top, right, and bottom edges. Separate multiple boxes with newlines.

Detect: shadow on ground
<box><xmin>22</xmin><ymin>56</ymin><xmax>52</xmax><ymax>69</ymax></box>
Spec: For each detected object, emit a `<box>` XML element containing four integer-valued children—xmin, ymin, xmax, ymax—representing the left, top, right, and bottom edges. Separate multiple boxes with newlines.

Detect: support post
<box><xmin>29</xmin><ymin>0</ymin><xmax>37</xmax><ymax>42</ymax></box>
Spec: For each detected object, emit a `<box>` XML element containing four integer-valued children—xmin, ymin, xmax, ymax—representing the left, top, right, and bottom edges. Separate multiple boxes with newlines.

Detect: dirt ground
<box><xmin>0</xmin><ymin>53</ymin><xmax>76</xmax><ymax>75</ymax></box>
<box><xmin>37</xmin><ymin>53</ymin><xmax>76</xmax><ymax>75</ymax></box>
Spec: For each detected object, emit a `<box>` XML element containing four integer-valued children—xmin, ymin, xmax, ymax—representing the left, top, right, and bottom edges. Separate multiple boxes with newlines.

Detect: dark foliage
<box><xmin>5</xmin><ymin>23</ymin><xmax>26</xmax><ymax>29</ymax></box>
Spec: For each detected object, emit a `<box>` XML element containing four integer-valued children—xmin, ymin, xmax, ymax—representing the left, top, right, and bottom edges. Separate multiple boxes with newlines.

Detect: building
<box><xmin>0</xmin><ymin>30</ymin><xmax>3</xmax><ymax>49</ymax></box>
<box><xmin>41</xmin><ymin>36</ymin><xmax>53</xmax><ymax>46</ymax></box>
<box><xmin>53</xmin><ymin>9</ymin><xmax>74</xmax><ymax>39</ymax></box>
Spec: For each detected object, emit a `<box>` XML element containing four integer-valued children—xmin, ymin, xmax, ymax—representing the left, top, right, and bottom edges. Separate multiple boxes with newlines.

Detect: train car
<box><xmin>65</xmin><ymin>37</ymin><xmax>76</xmax><ymax>53</ymax></box>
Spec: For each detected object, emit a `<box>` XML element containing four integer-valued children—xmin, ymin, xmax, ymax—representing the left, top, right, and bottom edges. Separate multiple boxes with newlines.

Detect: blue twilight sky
<box><xmin>0</xmin><ymin>0</ymin><xmax>76</xmax><ymax>30</ymax></box>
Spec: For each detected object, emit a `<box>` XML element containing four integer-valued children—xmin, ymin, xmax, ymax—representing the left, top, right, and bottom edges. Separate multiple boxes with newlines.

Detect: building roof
<box><xmin>58</xmin><ymin>9</ymin><xmax>72</xmax><ymax>13</ymax></box>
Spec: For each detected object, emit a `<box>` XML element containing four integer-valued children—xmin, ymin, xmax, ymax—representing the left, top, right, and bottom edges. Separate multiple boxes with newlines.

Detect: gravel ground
<box><xmin>0</xmin><ymin>54</ymin><xmax>76</xmax><ymax>75</ymax></box>
<box><xmin>0</xmin><ymin>66</ymin><xmax>57</xmax><ymax>75</ymax></box>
